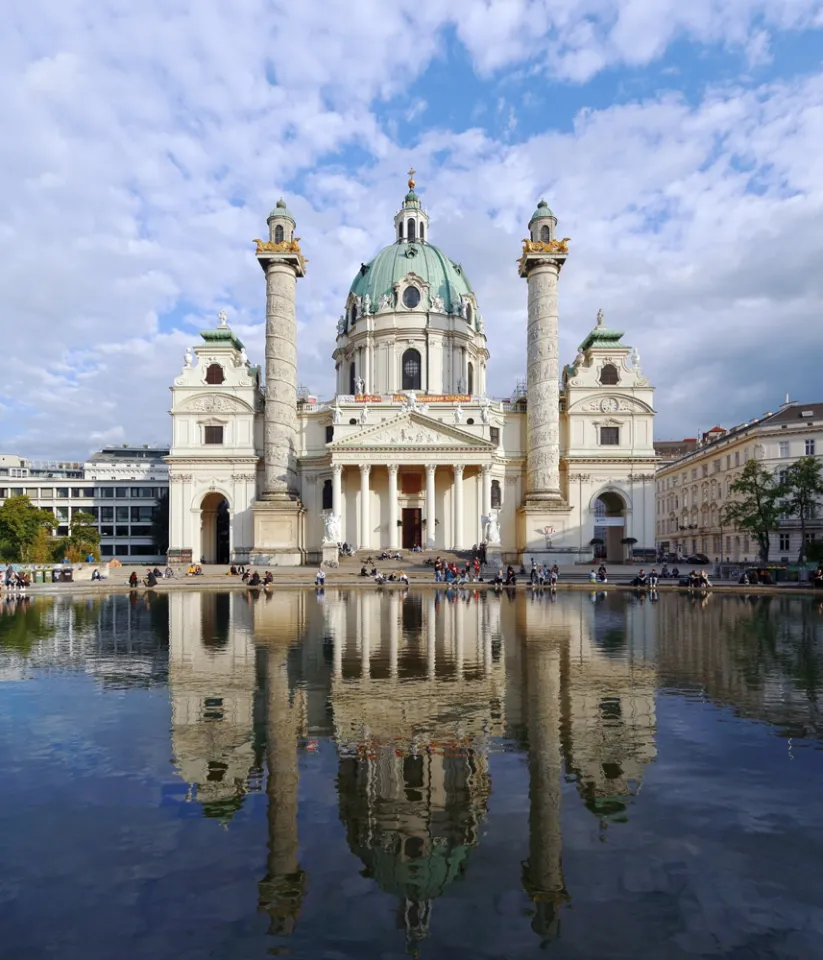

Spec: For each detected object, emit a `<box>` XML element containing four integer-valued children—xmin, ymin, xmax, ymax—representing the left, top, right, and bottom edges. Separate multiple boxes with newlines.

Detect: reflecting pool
<box><xmin>2</xmin><ymin>589</ymin><xmax>823</xmax><ymax>958</ymax></box>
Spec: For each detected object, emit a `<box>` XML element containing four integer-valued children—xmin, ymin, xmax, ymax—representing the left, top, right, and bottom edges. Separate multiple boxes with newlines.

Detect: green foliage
<box><xmin>721</xmin><ymin>460</ymin><xmax>783</xmax><ymax>564</ymax></box>
<box><xmin>151</xmin><ymin>491</ymin><xmax>169</xmax><ymax>556</ymax></box>
<box><xmin>780</xmin><ymin>457</ymin><xmax>823</xmax><ymax>563</ymax></box>
<box><xmin>805</xmin><ymin>540</ymin><xmax>823</xmax><ymax>564</ymax></box>
<box><xmin>0</xmin><ymin>496</ymin><xmax>55</xmax><ymax>562</ymax></box>
<box><xmin>67</xmin><ymin>511</ymin><xmax>101</xmax><ymax>561</ymax></box>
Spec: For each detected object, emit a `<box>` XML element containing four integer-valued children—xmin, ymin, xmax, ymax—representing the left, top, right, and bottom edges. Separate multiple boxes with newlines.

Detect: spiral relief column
<box><xmin>251</xmin><ymin>198</ymin><xmax>307</xmax><ymax>565</ymax></box>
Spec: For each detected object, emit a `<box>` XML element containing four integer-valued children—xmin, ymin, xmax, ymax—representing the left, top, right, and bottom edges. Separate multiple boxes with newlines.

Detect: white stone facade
<box><xmin>167</xmin><ymin>183</ymin><xmax>657</xmax><ymax>565</ymax></box>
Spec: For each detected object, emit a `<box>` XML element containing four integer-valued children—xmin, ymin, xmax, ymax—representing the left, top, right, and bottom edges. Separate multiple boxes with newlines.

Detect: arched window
<box><xmin>274</xmin><ymin>224</ymin><xmax>284</xmax><ymax>243</ymax></box>
<box><xmin>350</xmin><ymin>303</ymin><xmax>358</xmax><ymax>325</ymax></box>
<box><xmin>402</xmin><ymin>348</ymin><xmax>422</xmax><ymax>390</ymax></box>
<box><xmin>205</xmin><ymin>363</ymin><xmax>225</xmax><ymax>385</ymax></box>
<box><xmin>349</xmin><ymin>362</ymin><xmax>356</xmax><ymax>395</ymax></box>
<box><xmin>398</xmin><ymin>220</ymin><xmax>404</xmax><ymax>240</ymax></box>
<box><xmin>322</xmin><ymin>479</ymin><xmax>332</xmax><ymax>510</ymax></box>
<box><xmin>599</xmin><ymin>363</ymin><xmax>619</xmax><ymax>385</ymax></box>
<box><xmin>540</xmin><ymin>225</ymin><xmax>550</xmax><ymax>242</ymax></box>
<box><xmin>491</xmin><ymin>480</ymin><xmax>501</xmax><ymax>508</ymax></box>
<box><xmin>465</xmin><ymin>303</ymin><xmax>473</xmax><ymax>324</ymax></box>
<box><xmin>419</xmin><ymin>222</ymin><xmax>425</xmax><ymax>242</ymax></box>
<box><xmin>467</xmin><ymin>362</ymin><xmax>474</xmax><ymax>395</ymax></box>
<box><xmin>407</xmin><ymin>218</ymin><xmax>416</xmax><ymax>242</ymax></box>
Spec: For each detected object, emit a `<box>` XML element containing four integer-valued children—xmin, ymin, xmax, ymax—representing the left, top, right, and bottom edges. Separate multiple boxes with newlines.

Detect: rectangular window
<box><xmin>129</xmin><ymin>487</ymin><xmax>156</xmax><ymax>498</ymax></box>
<box><xmin>779</xmin><ymin>441</ymin><xmax>789</xmax><ymax>458</ymax></box>
<box><xmin>100</xmin><ymin>544</ymin><xmax>113</xmax><ymax>557</ymax></box>
<box><xmin>56</xmin><ymin>525</ymin><xmax>68</xmax><ymax>537</ymax></box>
<box><xmin>490</xmin><ymin>426</ymin><xmax>501</xmax><ymax>446</ymax></box>
<box><xmin>100</xmin><ymin>525</ymin><xmax>114</xmax><ymax>537</ymax></box>
<box><xmin>55</xmin><ymin>505</ymin><xmax>69</xmax><ymax>521</ymax></box>
<box><xmin>115</xmin><ymin>506</ymin><xmax>130</xmax><ymax>521</ymax></box>
<box><xmin>131</xmin><ymin>506</ymin><xmax>154</xmax><ymax>523</ymax></box>
<box><xmin>10</xmin><ymin>487</ymin><xmax>24</xmax><ymax>496</ymax></box>
<box><xmin>130</xmin><ymin>525</ymin><xmax>152</xmax><ymax>536</ymax></box>
<box><xmin>204</xmin><ymin>425</ymin><xmax>224</xmax><ymax>445</ymax></box>
<box><xmin>779</xmin><ymin>469</ymin><xmax>788</xmax><ymax>485</ymax></box>
<box><xmin>734</xmin><ymin>452</ymin><xmax>740</xmax><ymax>466</ymax></box>
<box><xmin>114</xmin><ymin>544</ymin><xmax>129</xmax><ymax>556</ymax></box>
<box><xmin>98</xmin><ymin>487</ymin><xmax>114</xmax><ymax>498</ymax></box>
<box><xmin>712</xmin><ymin>460</ymin><xmax>721</xmax><ymax>473</ymax></box>
<box><xmin>726</xmin><ymin>455</ymin><xmax>731</xmax><ymax>469</ymax></box>
<box><xmin>100</xmin><ymin>506</ymin><xmax>114</xmax><ymax>522</ymax></box>
<box><xmin>26</xmin><ymin>487</ymin><xmax>38</xmax><ymax>498</ymax></box>
<box><xmin>779</xmin><ymin>533</ymin><xmax>790</xmax><ymax>551</ymax></box>
<box><xmin>56</xmin><ymin>487</ymin><xmax>69</xmax><ymax>498</ymax></box>
<box><xmin>116</xmin><ymin>525</ymin><xmax>130</xmax><ymax>537</ymax></box>
<box><xmin>600</xmin><ymin>426</ymin><xmax>619</xmax><ymax>446</ymax></box>
<box><xmin>805</xmin><ymin>532</ymin><xmax>817</xmax><ymax>544</ymax></box>
<box><xmin>702</xmin><ymin>464</ymin><xmax>709</xmax><ymax>477</ymax></box>
<box><xmin>130</xmin><ymin>544</ymin><xmax>157</xmax><ymax>556</ymax></box>
<box><xmin>806</xmin><ymin>439</ymin><xmax>816</xmax><ymax>456</ymax></box>
<box><xmin>325</xmin><ymin>425</ymin><xmax>334</xmax><ymax>444</ymax></box>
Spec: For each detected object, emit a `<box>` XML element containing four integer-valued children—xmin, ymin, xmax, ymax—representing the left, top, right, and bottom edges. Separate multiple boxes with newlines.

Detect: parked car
<box><xmin>684</xmin><ymin>554</ymin><xmax>711</xmax><ymax>565</ymax></box>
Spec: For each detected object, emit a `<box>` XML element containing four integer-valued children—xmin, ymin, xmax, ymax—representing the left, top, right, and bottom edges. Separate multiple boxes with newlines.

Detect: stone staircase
<box><xmin>333</xmin><ymin>549</ymin><xmax>475</xmax><ymax>575</ymax></box>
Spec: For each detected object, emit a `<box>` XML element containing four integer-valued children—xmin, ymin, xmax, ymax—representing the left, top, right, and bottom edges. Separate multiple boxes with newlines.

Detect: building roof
<box><xmin>348</xmin><ymin>241</ymin><xmax>475</xmax><ymax>315</ymax></box>
<box><xmin>267</xmin><ymin>197</ymin><xmax>295</xmax><ymax>223</ymax></box>
<box><xmin>200</xmin><ymin>327</ymin><xmax>245</xmax><ymax>351</ymax></box>
<box><xmin>529</xmin><ymin>198</ymin><xmax>554</xmax><ymax>222</ymax></box>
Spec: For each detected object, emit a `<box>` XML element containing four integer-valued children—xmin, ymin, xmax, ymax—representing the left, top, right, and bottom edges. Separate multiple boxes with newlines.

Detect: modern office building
<box><xmin>0</xmin><ymin>445</ymin><xmax>169</xmax><ymax>562</ymax></box>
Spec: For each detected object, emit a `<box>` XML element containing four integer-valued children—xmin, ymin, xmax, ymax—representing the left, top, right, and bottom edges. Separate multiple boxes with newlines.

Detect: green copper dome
<box><xmin>349</xmin><ymin>242</ymin><xmax>475</xmax><ymax>314</ymax></box>
<box><xmin>268</xmin><ymin>197</ymin><xmax>295</xmax><ymax>223</ymax></box>
<box><xmin>529</xmin><ymin>199</ymin><xmax>554</xmax><ymax>222</ymax></box>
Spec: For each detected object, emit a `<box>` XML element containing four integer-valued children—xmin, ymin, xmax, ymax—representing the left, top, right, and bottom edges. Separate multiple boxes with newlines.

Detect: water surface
<box><xmin>1</xmin><ymin>589</ymin><xmax>822</xmax><ymax>958</ymax></box>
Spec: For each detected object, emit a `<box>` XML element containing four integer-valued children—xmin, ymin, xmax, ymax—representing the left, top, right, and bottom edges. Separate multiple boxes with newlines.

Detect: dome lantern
<box><xmin>394</xmin><ymin>168</ymin><xmax>430</xmax><ymax>245</ymax></box>
<box><xmin>528</xmin><ymin>198</ymin><xmax>558</xmax><ymax>243</ymax></box>
<box><xmin>267</xmin><ymin>197</ymin><xmax>296</xmax><ymax>244</ymax></box>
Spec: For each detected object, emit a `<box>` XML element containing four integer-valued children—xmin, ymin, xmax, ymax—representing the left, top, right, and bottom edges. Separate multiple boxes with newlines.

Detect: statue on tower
<box><xmin>217</xmin><ymin>309</ymin><xmax>228</xmax><ymax>329</ymax></box>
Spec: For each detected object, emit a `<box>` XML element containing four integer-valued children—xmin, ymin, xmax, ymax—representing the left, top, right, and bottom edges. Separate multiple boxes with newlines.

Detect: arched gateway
<box><xmin>200</xmin><ymin>492</ymin><xmax>230</xmax><ymax>564</ymax></box>
<box><xmin>593</xmin><ymin>492</ymin><xmax>627</xmax><ymax>564</ymax></box>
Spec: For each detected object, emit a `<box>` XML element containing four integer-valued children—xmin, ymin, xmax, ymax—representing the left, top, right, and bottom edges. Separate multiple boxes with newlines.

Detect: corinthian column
<box><xmin>519</xmin><ymin>207</ymin><xmax>568</xmax><ymax>503</ymax></box>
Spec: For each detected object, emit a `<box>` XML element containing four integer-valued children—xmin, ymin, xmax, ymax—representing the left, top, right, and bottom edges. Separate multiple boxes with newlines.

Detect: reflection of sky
<box><xmin>2</xmin><ymin>603</ymin><xmax>823</xmax><ymax>957</ymax></box>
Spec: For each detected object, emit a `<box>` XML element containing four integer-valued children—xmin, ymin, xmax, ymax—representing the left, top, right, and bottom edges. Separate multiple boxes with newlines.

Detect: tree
<box><xmin>780</xmin><ymin>456</ymin><xmax>823</xmax><ymax>564</ymax></box>
<box><xmin>721</xmin><ymin>460</ymin><xmax>783</xmax><ymax>564</ymax></box>
<box><xmin>0</xmin><ymin>496</ymin><xmax>55</xmax><ymax>561</ymax></box>
<box><xmin>67</xmin><ymin>511</ymin><xmax>101</xmax><ymax>562</ymax></box>
<box><xmin>151</xmin><ymin>491</ymin><xmax>170</xmax><ymax>556</ymax></box>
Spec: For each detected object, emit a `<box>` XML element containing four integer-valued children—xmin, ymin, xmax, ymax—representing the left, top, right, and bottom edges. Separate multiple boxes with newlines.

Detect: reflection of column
<box><xmin>359</xmin><ymin>464</ymin><xmax>371</xmax><ymax>550</ymax></box>
<box><xmin>259</xmin><ymin>643</ymin><xmax>305</xmax><ymax>934</ymax></box>
<box><xmin>427</xmin><ymin>594</ymin><xmax>436</xmax><ymax>680</ymax></box>
<box><xmin>332</xmin><ymin>464</ymin><xmax>343</xmax><ymax>522</ymax></box>
<box><xmin>522</xmin><ymin>631</ymin><xmax>566</xmax><ymax>942</ymax></box>
<box><xmin>360</xmin><ymin>593</ymin><xmax>371</xmax><ymax>679</ymax></box>
<box><xmin>388</xmin><ymin>465</ymin><xmax>399</xmax><ymax>549</ymax></box>
<box><xmin>426</xmin><ymin>465</ymin><xmax>436</xmax><ymax>549</ymax></box>
<box><xmin>453</xmin><ymin>465</ymin><xmax>464</xmax><ymax>550</ymax></box>
<box><xmin>389</xmin><ymin>593</ymin><xmax>399</xmax><ymax>680</ymax></box>
<box><xmin>455</xmin><ymin>600</ymin><xmax>464</xmax><ymax>680</ymax></box>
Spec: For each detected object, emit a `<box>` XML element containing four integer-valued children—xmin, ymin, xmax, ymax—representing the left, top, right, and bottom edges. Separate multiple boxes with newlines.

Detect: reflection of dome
<box><xmin>348</xmin><ymin>242</ymin><xmax>475</xmax><ymax>316</ymax></box>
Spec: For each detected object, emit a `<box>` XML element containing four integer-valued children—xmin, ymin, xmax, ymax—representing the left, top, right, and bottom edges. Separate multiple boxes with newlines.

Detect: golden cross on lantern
<box><xmin>407</xmin><ymin>167</ymin><xmax>416</xmax><ymax>189</ymax></box>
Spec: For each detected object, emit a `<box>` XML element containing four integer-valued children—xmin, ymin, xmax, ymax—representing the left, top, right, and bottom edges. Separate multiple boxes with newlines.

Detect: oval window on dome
<box><xmin>403</xmin><ymin>286</ymin><xmax>421</xmax><ymax>309</ymax></box>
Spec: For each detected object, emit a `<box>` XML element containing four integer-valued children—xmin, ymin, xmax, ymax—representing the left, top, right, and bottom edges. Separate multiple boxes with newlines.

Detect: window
<box><xmin>398</xmin><ymin>220</ymin><xmax>404</xmax><ymax>241</ymax></box>
<box><xmin>130</xmin><ymin>544</ymin><xmax>157</xmax><ymax>556</ymax></box>
<box><xmin>467</xmin><ymin>362</ymin><xmax>474</xmax><ymax>395</ymax></box>
<box><xmin>130</xmin><ymin>487</ymin><xmax>156</xmax><ymax>498</ymax></box>
<box><xmin>101</xmin><ymin>544</ymin><xmax>113</xmax><ymax>557</ymax></box>
<box><xmin>350</xmin><ymin>303</ymin><xmax>357</xmax><ymax>326</ymax></box>
<box><xmin>779</xmin><ymin>533</ymin><xmax>790</xmax><ymax>551</ymax></box>
<box><xmin>734</xmin><ymin>451</ymin><xmax>740</xmax><ymax>466</ymax></box>
<box><xmin>56</xmin><ymin>505</ymin><xmax>69</xmax><ymax>521</ymax></box>
<box><xmin>805</xmin><ymin>532</ymin><xmax>817</xmax><ymax>543</ymax></box>
<box><xmin>10</xmin><ymin>488</ymin><xmax>24</xmax><ymax>496</ymax></box>
<box><xmin>702</xmin><ymin>464</ymin><xmax>709</xmax><ymax>477</ymax></box>
<box><xmin>465</xmin><ymin>303</ymin><xmax>473</xmax><ymax>324</ymax></box>
<box><xmin>402</xmin><ymin>348</ymin><xmax>422</xmax><ymax>390</ymax></box>
<box><xmin>779</xmin><ymin>441</ymin><xmax>789</xmax><ymax>458</ymax></box>
<box><xmin>322</xmin><ymin>479</ymin><xmax>332</xmax><ymax>510</ymax></box>
<box><xmin>419</xmin><ymin>221</ymin><xmax>425</xmax><ymax>242</ymax></box>
<box><xmin>114</xmin><ymin>545</ymin><xmax>129</xmax><ymax>556</ymax></box>
<box><xmin>39</xmin><ymin>488</ymin><xmax>53</xmax><ymax>498</ymax></box>
<box><xmin>98</xmin><ymin>487</ymin><xmax>115</xmax><ymax>498</ymax></box>
<box><xmin>540</xmin><ymin>225</ymin><xmax>550</xmax><ymax>242</ymax></box>
<box><xmin>407</xmin><ymin>218</ymin><xmax>416</xmax><ymax>242</ymax></box>
<box><xmin>599</xmin><ymin>363</ymin><xmax>619</xmax><ymax>385</ymax></box>
<box><xmin>204</xmin><ymin>425</ymin><xmax>224</xmax><ymax>444</ymax></box>
<box><xmin>56</xmin><ymin>487</ymin><xmax>69</xmax><ymax>498</ymax></box>
<box><xmin>100</xmin><ymin>526</ymin><xmax>114</xmax><ymax>537</ymax></box>
<box><xmin>116</xmin><ymin>525</ymin><xmax>129</xmax><ymax>537</ymax></box>
<box><xmin>402</xmin><ymin>285</ymin><xmax>421</xmax><ymax>309</ymax></box>
<box><xmin>100</xmin><ymin>506</ymin><xmax>114</xmax><ymax>522</ymax></box>
<box><xmin>600</xmin><ymin>426</ymin><xmax>620</xmax><ymax>445</ymax></box>
<box><xmin>779</xmin><ymin>469</ymin><xmax>788</xmax><ymax>485</ymax></box>
<box><xmin>325</xmin><ymin>425</ymin><xmax>334</xmax><ymax>444</ymax></box>
<box><xmin>116</xmin><ymin>506</ymin><xmax>130</xmax><ymax>521</ymax></box>
<box><xmin>712</xmin><ymin>459</ymin><xmax>721</xmax><ymax>473</ymax></box>
<box><xmin>806</xmin><ymin>439</ymin><xmax>816</xmax><ymax>456</ymax></box>
<box><xmin>349</xmin><ymin>362</ymin><xmax>356</xmax><ymax>395</ymax></box>
<box><xmin>274</xmin><ymin>224</ymin><xmax>284</xmax><ymax>243</ymax></box>
<box><xmin>491</xmin><ymin>479</ymin><xmax>502</xmax><ymax>508</ymax></box>
<box><xmin>130</xmin><ymin>525</ymin><xmax>152</xmax><ymax>536</ymax></box>
<box><xmin>205</xmin><ymin>363</ymin><xmax>225</xmax><ymax>385</ymax></box>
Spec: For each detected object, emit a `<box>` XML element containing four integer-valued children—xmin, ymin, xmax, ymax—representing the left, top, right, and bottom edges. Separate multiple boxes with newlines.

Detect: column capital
<box><xmin>482</xmin><ymin>463</ymin><xmax>493</xmax><ymax>477</ymax></box>
<box><xmin>332</xmin><ymin>463</ymin><xmax>343</xmax><ymax>477</ymax></box>
<box><xmin>360</xmin><ymin>463</ymin><xmax>371</xmax><ymax>477</ymax></box>
<box><xmin>426</xmin><ymin>464</ymin><xmax>437</xmax><ymax>477</ymax></box>
<box><xmin>453</xmin><ymin>464</ymin><xmax>465</xmax><ymax>478</ymax></box>
<box><xmin>387</xmin><ymin>463</ymin><xmax>399</xmax><ymax>477</ymax></box>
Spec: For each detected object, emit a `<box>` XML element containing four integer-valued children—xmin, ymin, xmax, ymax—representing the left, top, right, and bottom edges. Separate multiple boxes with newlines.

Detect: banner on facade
<box><xmin>596</xmin><ymin>517</ymin><xmax>625</xmax><ymax>527</ymax></box>
<box><xmin>392</xmin><ymin>394</ymin><xmax>471</xmax><ymax>403</ymax></box>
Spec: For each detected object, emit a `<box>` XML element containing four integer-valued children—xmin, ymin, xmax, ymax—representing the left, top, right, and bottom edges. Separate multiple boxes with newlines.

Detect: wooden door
<box><xmin>402</xmin><ymin>508</ymin><xmax>422</xmax><ymax>550</ymax></box>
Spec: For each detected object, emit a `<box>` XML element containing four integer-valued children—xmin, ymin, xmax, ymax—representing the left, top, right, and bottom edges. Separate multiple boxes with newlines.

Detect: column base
<box><xmin>250</xmin><ymin>499</ymin><xmax>306</xmax><ymax>566</ymax></box>
<box><xmin>517</xmin><ymin>500</ymin><xmax>575</xmax><ymax>561</ymax></box>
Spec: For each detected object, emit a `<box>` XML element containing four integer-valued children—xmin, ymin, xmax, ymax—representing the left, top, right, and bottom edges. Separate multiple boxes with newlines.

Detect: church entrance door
<box><xmin>200</xmin><ymin>492</ymin><xmax>231</xmax><ymax>564</ymax></box>
<box><xmin>402</xmin><ymin>508</ymin><xmax>422</xmax><ymax>550</ymax></box>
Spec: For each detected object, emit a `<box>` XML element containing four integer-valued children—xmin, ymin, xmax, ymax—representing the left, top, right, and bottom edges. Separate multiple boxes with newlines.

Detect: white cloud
<box><xmin>0</xmin><ymin>0</ymin><xmax>822</xmax><ymax>456</ymax></box>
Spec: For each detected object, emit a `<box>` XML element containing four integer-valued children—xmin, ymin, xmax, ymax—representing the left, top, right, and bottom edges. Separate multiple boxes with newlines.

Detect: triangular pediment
<box><xmin>330</xmin><ymin>411</ymin><xmax>494</xmax><ymax>449</ymax></box>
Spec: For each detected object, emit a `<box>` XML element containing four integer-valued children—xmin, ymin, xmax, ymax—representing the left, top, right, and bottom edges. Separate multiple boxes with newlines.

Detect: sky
<box><xmin>2</xmin><ymin>0</ymin><xmax>823</xmax><ymax>459</ymax></box>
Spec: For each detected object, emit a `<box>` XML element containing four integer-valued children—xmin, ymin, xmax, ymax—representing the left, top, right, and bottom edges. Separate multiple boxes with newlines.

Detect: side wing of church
<box><xmin>167</xmin><ymin>176</ymin><xmax>656</xmax><ymax>566</ymax></box>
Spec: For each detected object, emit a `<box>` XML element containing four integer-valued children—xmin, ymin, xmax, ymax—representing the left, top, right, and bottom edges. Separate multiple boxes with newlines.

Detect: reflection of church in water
<box><xmin>167</xmin><ymin>589</ymin><xmax>657</xmax><ymax>949</ymax></box>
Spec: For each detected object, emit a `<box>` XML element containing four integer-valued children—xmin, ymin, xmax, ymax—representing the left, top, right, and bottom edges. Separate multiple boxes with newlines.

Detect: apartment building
<box><xmin>0</xmin><ymin>445</ymin><xmax>169</xmax><ymax>562</ymax></box>
<box><xmin>655</xmin><ymin>401</ymin><xmax>823</xmax><ymax>563</ymax></box>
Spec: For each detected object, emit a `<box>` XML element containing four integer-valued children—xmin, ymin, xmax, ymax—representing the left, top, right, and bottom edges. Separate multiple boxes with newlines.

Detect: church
<box><xmin>166</xmin><ymin>173</ymin><xmax>656</xmax><ymax>566</ymax></box>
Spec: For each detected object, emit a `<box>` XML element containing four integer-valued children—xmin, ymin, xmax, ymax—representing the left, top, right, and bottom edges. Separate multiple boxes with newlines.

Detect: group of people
<box><xmin>3</xmin><ymin>566</ymin><xmax>29</xmax><ymax>592</ymax></box>
<box><xmin>530</xmin><ymin>560</ymin><xmax>560</xmax><ymax>587</ymax></box>
<box><xmin>433</xmin><ymin>556</ymin><xmax>482</xmax><ymax>584</ymax></box>
<box><xmin>185</xmin><ymin>564</ymin><xmax>204</xmax><ymax>576</ymax></box>
<box><xmin>359</xmin><ymin>564</ymin><xmax>410</xmax><ymax>585</ymax></box>
<box><xmin>588</xmin><ymin>564</ymin><xmax>609</xmax><ymax>583</ymax></box>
